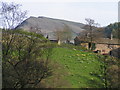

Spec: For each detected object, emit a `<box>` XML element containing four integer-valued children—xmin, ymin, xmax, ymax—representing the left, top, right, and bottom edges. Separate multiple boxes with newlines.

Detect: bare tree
<box><xmin>54</xmin><ymin>24</ymin><xmax>72</xmax><ymax>45</ymax></box>
<box><xmin>63</xmin><ymin>25</ymin><xmax>72</xmax><ymax>43</ymax></box>
<box><xmin>79</xmin><ymin>27</ymin><xmax>104</xmax><ymax>40</ymax></box>
<box><xmin>85</xmin><ymin>18</ymin><xmax>96</xmax><ymax>44</ymax></box>
<box><xmin>0</xmin><ymin>2</ymin><xmax>27</xmax><ymax>29</ymax></box>
<box><xmin>2</xmin><ymin>30</ymin><xmax>52</xmax><ymax>88</ymax></box>
<box><xmin>82</xmin><ymin>18</ymin><xmax>101</xmax><ymax>50</ymax></box>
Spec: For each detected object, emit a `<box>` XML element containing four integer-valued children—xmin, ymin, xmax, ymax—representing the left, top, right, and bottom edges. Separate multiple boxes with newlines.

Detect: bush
<box><xmin>2</xmin><ymin>30</ymin><xmax>53</xmax><ymax>88</ymax></box>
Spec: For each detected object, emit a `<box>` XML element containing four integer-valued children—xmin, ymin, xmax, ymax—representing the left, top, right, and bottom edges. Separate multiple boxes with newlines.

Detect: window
<box><xmin>102</xmin><ymin>50</ymin><xmax>105</xmax><ymax>52</ymax></box>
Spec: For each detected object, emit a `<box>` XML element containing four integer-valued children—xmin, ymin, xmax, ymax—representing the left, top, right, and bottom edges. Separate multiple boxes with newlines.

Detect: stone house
<box><xmin>74</xmin><ymin>36</ymin><xmax>120</xmax><ymax>55</ymax></box>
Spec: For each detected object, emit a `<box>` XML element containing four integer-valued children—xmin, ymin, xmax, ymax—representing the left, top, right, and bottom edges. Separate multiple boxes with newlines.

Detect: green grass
<box><xmin>3</xmin><ymin>30</ymin><xmax>117</xmax><ymax>88</ymax></box>
<box><xmin>42</xmin><ymin>47</ymin><xmax>105</xmax><ymax>88</ymax></box>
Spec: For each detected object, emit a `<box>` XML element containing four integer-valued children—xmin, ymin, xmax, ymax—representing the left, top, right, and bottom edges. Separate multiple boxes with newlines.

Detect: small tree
<box><xmin>0</xmin><ymin>2</ymin><xmax>27</xmax><ymax>29</ymax></box>
<box><xmin>63</xmin><ymin>25</ymin><xmax>72</xmax><ymax>43</ymax></box>
<box><xmin>82</xmin><ymin>18</ymin><xmax>102</xmax><ymax>50</ymax></box>
<box><xmin>54</xmin><ymin>24</ymin><xmax>72</xmax><ymax>45</ymax></box>
<box><xmin>2</xmin><ymin>30</ymin><xmax>52</xmax><ymax>88</ymax></box>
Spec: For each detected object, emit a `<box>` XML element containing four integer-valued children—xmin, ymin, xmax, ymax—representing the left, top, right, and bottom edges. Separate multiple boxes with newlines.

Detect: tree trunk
<box><xmin>58</xmin><ymin>39</ymin><xmax>61</xmax><ymax>45</ymax></box>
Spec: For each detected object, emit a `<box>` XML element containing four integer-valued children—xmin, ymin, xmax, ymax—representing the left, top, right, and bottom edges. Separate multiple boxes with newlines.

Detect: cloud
<box><xmin>0</xmin><ymin>0</ymin><xmax>119</xmax><ymax>3</ymax></box>
<box><xmin>0</xmin><ymin>1</ymin><xmax>118</xmax><ymax>26</ymax></box>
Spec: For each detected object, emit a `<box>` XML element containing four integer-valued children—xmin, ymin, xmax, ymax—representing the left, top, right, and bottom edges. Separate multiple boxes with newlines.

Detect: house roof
<box><xmin>74</xmin><ymin>36</ymin><xmax>120</xmax><ymax>45</ymax></box>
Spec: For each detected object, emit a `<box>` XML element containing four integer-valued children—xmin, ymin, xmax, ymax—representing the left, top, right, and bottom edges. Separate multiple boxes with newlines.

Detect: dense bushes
<box><xmin>98</xmin><ymin>55</ymin><xmax>120</xmax><ymax>88</ymax></box>
<box><xmin>2</xmin><ymin>30</ymin><xmax>53</xmax><ymax>88</ymax></box>
<box><xmin>105</xmin><ymin>57</ymin><xmax>120</xmax><ymax>88</ymax></box>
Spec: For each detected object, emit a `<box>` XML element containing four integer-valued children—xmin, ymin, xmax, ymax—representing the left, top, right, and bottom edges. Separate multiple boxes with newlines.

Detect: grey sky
<box><xmin>0</xmin><ymin>0</ymin><xmax>119</xmax><ymax>27</ymax></box>
<box><xmin>119</xmin><ymin>1</ymin><xmax>120</xmax><ymax>22</ymax></box>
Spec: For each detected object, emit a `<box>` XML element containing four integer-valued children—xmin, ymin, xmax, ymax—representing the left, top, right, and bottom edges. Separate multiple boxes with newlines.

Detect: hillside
<box><xmin>40</xmin><ymin>47</ymin><xmax>105</xmax><ymax>88</ymax></box>
<box><xmin>2</xmin><ymin>30</ymin><xmax>105</xmax><ymax>88</ymax></box>
<box><xmin>15</xmin><ymin>16</ymin><xmax>85</xmax><ymax>40</ymax></box>
<box><xmin>104</xmin><ymin>22</ymin><xmax>120</xmax><ymax>39</ymax></box>
<box><xmin>3</xmin><ymin>30</ymin><xmax>119</xmax><ymax>88</ymax></box>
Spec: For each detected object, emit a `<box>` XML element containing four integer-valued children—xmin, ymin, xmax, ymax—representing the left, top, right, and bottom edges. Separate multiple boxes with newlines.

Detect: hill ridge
<box><xmin>16</xmin><ymin>16</ymin><xmax>85</xmax><ymax>40</ymax></box>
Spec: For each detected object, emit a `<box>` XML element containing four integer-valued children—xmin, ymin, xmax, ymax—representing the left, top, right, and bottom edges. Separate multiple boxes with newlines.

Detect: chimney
<box><xmin>110</xmin><ymin>33</ymin><xmax>113</xmax><ymax>40</ymax></box>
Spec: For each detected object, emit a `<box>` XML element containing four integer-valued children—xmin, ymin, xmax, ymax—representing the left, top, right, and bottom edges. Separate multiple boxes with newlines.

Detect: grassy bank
<box><xmin>42</xmin><ymin>47</ymin><xmax>105</xmax><ymax>88</ymax></box>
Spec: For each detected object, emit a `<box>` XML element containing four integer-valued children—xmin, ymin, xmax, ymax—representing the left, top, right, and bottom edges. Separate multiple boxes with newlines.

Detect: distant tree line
<box><xmin>105</xmin><ymin>22</ymin><xmax>120</xmax><ymax>39</ymax></box>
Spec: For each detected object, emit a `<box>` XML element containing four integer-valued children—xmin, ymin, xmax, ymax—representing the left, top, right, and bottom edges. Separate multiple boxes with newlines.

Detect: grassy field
<box><xmin>40</xmin><ymin>47</ymin><xmax>105</xmax><ymax>88</ymax></box>
<box><xmin>3</xmin><ymin>30</ymin><xmax>119</xmax><ymax>88</ymax></box>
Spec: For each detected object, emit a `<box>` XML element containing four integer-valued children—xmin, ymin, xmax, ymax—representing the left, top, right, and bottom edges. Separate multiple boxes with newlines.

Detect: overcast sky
<box><xmin>0</xmin><ymin>0</ymin><xmax>119</xmax><ymax>27</ymax></box>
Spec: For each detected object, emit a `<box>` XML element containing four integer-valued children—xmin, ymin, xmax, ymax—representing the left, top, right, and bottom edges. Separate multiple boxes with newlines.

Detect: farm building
<box><xmin>74</xmin><ymin>36</ymin><xmax>120</xmax><ymax>56</ymax></box>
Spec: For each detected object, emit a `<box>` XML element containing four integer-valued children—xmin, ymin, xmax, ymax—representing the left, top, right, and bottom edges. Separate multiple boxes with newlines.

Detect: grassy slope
<box><xmin>42</xmin><ymin>47</ymin><xmax>105</xmax><ymax>88</ymax></box>
<box><xmin>4</xmin><ymin>30</ymin><xmax>118</xmax><ymax>88</ymax></box>
<box><xmin>3</xmin><ymin>30</ymin><xmax>105</xmax><ymax>88</ymax></box>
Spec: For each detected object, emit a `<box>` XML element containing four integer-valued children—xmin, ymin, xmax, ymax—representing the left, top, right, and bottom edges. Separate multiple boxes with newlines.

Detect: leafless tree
<box><xmin>0</xmin><ymin>2</ymin><xmax>27</xmax><ymax>29</ymax></box>
<box><xmin>85</xmin><ymin>18</ymin><xmax>96</xmax><ymax>43</ymax></box>
<box><xmin>79</xmin><ymin>27</ymin><xmax>104</xmax><ymax>40</ymax></box>
<box><xmin>2</xmin><ymin>30</ymin><xmax>52</xmax><ymax>88</ymax></box>
<box><xmin>81</xmin><ymin>18</ymin><xmax>102</xmax><ymax>50</ymax></box>
<box><xmin>54</xmin><ymin>24</ymin><xmax>72</xmax><ymax>45</ymax></box>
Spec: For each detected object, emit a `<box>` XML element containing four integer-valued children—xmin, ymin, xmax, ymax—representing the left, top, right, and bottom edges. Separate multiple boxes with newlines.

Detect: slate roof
<box><xmin>75</xmin><ymin>36</ymin><xmax>120</xmax><ymax>45</ymax></box>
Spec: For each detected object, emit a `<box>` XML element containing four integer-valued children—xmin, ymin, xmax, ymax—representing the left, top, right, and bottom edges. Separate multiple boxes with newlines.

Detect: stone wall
<box><xmin>95</xmin><ymin>44</ymin><xmax>120</xmax><ymax>54</ymax></box>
